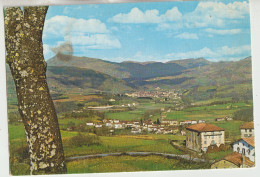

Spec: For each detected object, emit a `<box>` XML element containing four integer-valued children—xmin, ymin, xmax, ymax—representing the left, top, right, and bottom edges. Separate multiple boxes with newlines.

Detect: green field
<box><xmin>105</xmin><ymin>111</ymin><xmax>143</xmax><ymax>121</ymax></box>
<box><xmin>166</xmin><ymin>102</ymin><xmax>252</xmax><ymax>121</ymax></box>
<box><xmin>211</xmin><ymin>120</ymin><xmax>244</xmax><ymax>140</ymax></box>
<box><xmin>67</xmin><ymin>155</ymin><xmax>209</xmax><ymax>174</ymax></box>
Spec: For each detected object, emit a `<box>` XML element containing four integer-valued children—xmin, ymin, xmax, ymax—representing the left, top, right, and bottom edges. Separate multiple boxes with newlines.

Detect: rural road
<box><xmin>66</xmin><ymin>152</ymin><xmax>207</xmax><ymax>163</ymax></box>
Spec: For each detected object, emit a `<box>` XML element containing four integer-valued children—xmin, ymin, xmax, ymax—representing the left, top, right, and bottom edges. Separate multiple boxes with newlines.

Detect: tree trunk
<box><xmin>4</xmin><ymin>6</ymin><xmax>67</xmax><ymax>174</ymax></box>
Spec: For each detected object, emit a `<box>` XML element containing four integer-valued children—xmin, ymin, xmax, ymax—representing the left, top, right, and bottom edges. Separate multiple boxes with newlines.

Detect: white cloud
<box><xmin>165</xmin><ymin>45</ymin><xmax>251</xmax><ymax>61</ymax></box>
<box><xmin>161</xmin><ymin>7</ymin><xmax>182</xmax><ymax>22</ymax></box>
<box><xmin>184</xmin><ymin>1</ymin><xmax>249</xmax><ymax>28</ymax></box>
<box><xmin>219</xmin><ymin>45</ymin><xmax>251</xmax><ymax>56</ymax></box>
<box><xmin>205</xmin><ymin>28</ymin><xmax>242</xmax><ymax>35</ymax></box>
<box><xmin>44</xmin><ymin>15</ymin><xmax>109</xmax><ymax>37</ymax></box>
<box><xmin>44</xmin><ymin>15</ymin><xmax>121</xmax><ymax>55</ymax></box>
<box><xmin>166</xmin><ymin>47</ymin><xmax>216</xmax><ymax>59</ymax></box>
<box><xmin>109</xmin><ymin>1</ymin><xmax>249</xmax><ymax>30</ymax></box>
<box><xmin>109</xmin><ymin>7</ymin><xmax>161</xmax><ymax>23</ymax></box>
<box><xmin>64</xmin><ymin>34</ymin><xmax>121</xmax><ymax>49</ymax></box>
<box><xmin>109</xmin><ymin>7</ymin><xmax>182</xmax><ymax>24</ymax></box>
<box><xmin>175</xmin><ymin>32</ymin><xmax>198</xmax><ymax>40</ymax></box>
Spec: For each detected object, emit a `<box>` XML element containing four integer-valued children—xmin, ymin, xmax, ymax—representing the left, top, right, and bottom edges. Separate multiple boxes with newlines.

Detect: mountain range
<box><xmin>6</xmin><ymin>55</ymin><xmax>253</xmax><ymax>102</ymax></box>
<box><xmin>46</xmin><ymin>54</ymin><xmax>210</xmax><ymax>79</ymax></box>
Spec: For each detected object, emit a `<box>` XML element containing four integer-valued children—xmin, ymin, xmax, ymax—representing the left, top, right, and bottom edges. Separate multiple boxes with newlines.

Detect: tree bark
<box><xmin>5</xmin><ymin>6</ymin><xmax>67</xmax><ymax>174</ymax></box>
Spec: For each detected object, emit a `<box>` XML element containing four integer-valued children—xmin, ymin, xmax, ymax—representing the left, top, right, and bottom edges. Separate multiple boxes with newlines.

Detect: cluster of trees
<box><xmin>68</xmin><ymin>133</ymin><xmax>101</xmax><ymax>147</ymax></box>
<box><xmin>143</xmin><ymin>109</ymin><xmax>161</xmax><ymax>120</ymax></box>
<box><xmin>233</xmin><ymin>107</ymin><xmax>253</xmax><ymax>122</ymax></box>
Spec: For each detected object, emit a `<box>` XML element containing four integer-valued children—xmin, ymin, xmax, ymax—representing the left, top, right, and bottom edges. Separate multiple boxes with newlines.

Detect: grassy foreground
<box><xmin>67</xmin><ymin>155</ymin><xmax>209</xmax><ymax>174</ymax></box>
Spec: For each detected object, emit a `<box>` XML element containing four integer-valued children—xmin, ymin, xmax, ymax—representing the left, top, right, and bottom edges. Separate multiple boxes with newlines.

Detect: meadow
<box><xmin>67</xmin><ymin>155</ymin><xmax>209</xmax><ymax>174</ymax></box>
<box><xmin>166</xmin><ymin>102</ymin><xmax>252</xmax><ymax>121</ymax></box>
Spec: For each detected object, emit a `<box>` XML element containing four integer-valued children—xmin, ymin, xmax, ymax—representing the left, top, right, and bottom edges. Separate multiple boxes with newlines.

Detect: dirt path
<box><xmin>66</xmin><ymin>152</ymin><xmax>206</xmax><ymax>163</ymax></box>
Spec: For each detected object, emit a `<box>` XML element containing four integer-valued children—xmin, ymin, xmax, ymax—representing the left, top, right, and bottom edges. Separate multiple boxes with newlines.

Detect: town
<box><xmin>79</xmin><ymin>115</ymin><xmax>255</xmax><ymax>169</ymax></box>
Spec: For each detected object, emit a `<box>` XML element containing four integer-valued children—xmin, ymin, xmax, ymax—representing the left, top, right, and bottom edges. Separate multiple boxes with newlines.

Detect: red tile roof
<box><xmin>186</xmin><ymin>123</ymin><xmax>224</xmax><ymax>132</ymax></box>
<box><xmin>242</xmin><ymin>137</ymin><xmax>255</xmax><ymax>147</ymax></box>
<box><xmin>221</xmin><ymin>152</ymin><xmax>255</xmax><ymax>167</ymax></box>
<box><xmin>240</xmin><ymin>122</ymin><xmax>254</xmax><ymax>129</ymax></box>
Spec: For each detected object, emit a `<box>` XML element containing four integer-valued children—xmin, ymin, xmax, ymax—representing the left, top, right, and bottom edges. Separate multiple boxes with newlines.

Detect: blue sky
<box><xmin>42</xmin><ymin>0</ymin><xmax>251</xmax><ymax>62</ymax></box>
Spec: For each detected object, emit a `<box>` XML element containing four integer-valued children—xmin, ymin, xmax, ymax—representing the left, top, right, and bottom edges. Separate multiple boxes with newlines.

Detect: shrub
<box><xmin>219</xmin><ymin>144</ymin><xmax>230</xmax><ymax>151</ymax></box>
<box><xmin>206</xmin><ymin>144</ymin><xmax>220</xmax><ymax>153</ymax></box>
<box><xmin>68</xmin><ymin>133</ymin><xmax>101</xmax><ymax>147</ymax></box>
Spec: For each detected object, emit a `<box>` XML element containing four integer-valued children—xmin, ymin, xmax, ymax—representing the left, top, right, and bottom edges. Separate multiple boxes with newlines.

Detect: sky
<box><xmin>42</xmin><ymin>0</ymin><xmax>251</xmax><ymax>62</ymax></box>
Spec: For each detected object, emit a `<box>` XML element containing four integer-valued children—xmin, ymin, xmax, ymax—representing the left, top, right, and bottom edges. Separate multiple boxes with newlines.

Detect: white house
<box><xmin>232</xmin><ymin>137</ymin><xmax>255</xmax><ymax>162</ymax></box>
<box><xmin>105</xmin><ymin>122</ymin><xmax>113</xmax><ymax>127</ymax></box>
<box><xmin>191</xmin><ymin>120</ymin><xmax>197</xmax><ymax>124</ymax></box>
<box><xmin>126</xmin><ymin>121</ymin><xmax>134</xmax><ymax>128</ymax></box>
<box><xmin>95</xmin><ymin>124</ymin><xmax>102</xmax><ymax>128</ymax></box>
<box><xmin>113</xmin><ymin>119</ymin><xmax>120</xmax><ymax>123</ymax></box>
<box><xmin>186</xmin><ymin>123</ymin><xmax>225</xmax><ymax>152</ymax></box>
<box><xmin>131</xmin><ymin>128</ymin><xmax>141</xmax><ymax>134</ymax></box>
<box><xmin>114</xmin><ymin>123</ymin><xmax>123</xmax><ymax>129</ymax></box>
<box><xmin>240</xmin><ymin>122</ymin><xmax>254</xmax><ymax>138</ymax></box>
<box><xmin>161</xmin><ymin>119</ymin><xmax>178</xmax><ymax>126</ymax></box>
<box><xmin>86</xmin><ymin>122</ymin><xmax>94</xmax><ymax>126</ymax></box>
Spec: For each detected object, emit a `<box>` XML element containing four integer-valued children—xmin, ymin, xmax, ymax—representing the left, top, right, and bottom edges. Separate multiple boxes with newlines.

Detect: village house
<box><xmin>225</xmin><ymin>116</ymin><xmax>233</xmax><ymax>121</ymax></box>
<box><xmin>232</xmin><ymin>137</ymin><xmax>255</xmax><ymax>162</ymax></box>
<box><xmin>191</xmin><ymin>120</ymin><xmax>197</xmax><ymax>124</ymax></box>
<box><xmin>160</xmin><ymin>123</ymin><xmax>170</xmax><ymax>127</ymax></box>
<box><xmin>113</xmin><ymin>119</ymin><xmax>120</xmax><ymax>123</ymax></box>
<box><xmin>114</xmin><ymin>123</ymin><xmax>123</xmax><ymax>129</ymax></box>
<box><xmin>186</xmin><ymin>123</ymin><xmax>225</xmax><ymax>152</ymax></box>
<box><xmin>131</xmin><ymin>128</ymin><xmax>142</xmax><ymax>134</ymax></box>
<box><xmin>215</xmin><ymin>117</ymin><xmax>225</xmax><ymax>122</ymax></box>
<box><xmin>105</xmin><ymin>122</ymin><xmax>113</xmax><ymax>127</ymax></box>
<box><xmin>163</xmin><ymin>127</ymin><xmax>179</xmax><ymax>134</ymax></box>
<box><xmin>133</xmin><ymin>122</ymin><xmax>141</xmax><ymax>128</ymax></box>
<box><xmin>86</xmin><ymin>122</ymin><xmax>95</xmax><ymax>126</ymax></box>
<box><xmin>126</xmin><ymin>121</ymin><xmax>134</xmax><ymax>128</ymax></box>
<box><xmin>211</xmin><ymin>152</ymin><xmax>255</xmax><ymax>169</ymax></box>
<box><xmin>95</xmin><ymin>123</ymin><xmax>103</xmax><ymax>128</ymax></box>
<box><xmin>161</xmin><ymin>119</ymin><xmax>178</xmax><ymax>126</ymax></box>
<box><xmin>143</xmin><ymin>121</ymin><xmax>153</xmax><ymax>127</ymax></box>
<box><xmin>180</xmin><ymin>120</ymin><xmax>192</xmax><ymax>125</ymax></box>
<box><xmin>240</xmin><ymin>122</ymin><xmax>254</xmax><ymax>138</ymax></box>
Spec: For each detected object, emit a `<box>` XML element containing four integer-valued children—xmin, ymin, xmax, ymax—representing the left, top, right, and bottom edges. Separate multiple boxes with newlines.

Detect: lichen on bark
<box><xmin>4</xmin><ymin>6</ymin><xmax>67</xmax><ymax>175</ymax></box>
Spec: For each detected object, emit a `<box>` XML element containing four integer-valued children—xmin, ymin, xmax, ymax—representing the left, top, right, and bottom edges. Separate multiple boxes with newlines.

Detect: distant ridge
<box><xmin>47</xmin><ymin>55</ymin><xmax>211</xmax><ymax>79</ymax></box>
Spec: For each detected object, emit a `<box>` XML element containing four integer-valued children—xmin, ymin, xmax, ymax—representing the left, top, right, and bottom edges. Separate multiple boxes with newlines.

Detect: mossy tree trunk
<box><xmin>4</xmin><ymin>6</ymin><xmax>67</xmax><ymax>174</ymax></box>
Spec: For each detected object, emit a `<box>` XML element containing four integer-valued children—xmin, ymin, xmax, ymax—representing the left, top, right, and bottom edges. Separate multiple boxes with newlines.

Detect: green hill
<box><xmin>47</xmin><ymin>55</ymin><xmax>130</xmax><ymax>79</ymax></box>
<box><xmin>6</xmin><ymin>65</ymin><xmax>134</xmax><ymax>101</ymax></box>
<box><xmin>144</xmin><ymin>57</ymin><xmax>253</xmax><ymax>102</ymax></box>
<box><xmin>46</xmin><ymin>66</ymin><xmax>134</xmax><ymax>94</ymax></box>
